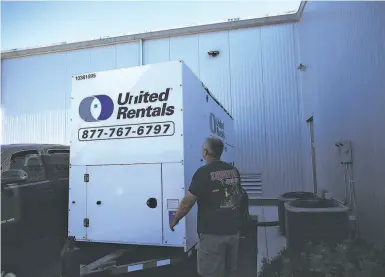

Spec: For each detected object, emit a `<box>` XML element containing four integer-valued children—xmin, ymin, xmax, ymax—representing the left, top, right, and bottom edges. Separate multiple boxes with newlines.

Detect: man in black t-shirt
<box><xmin>170</xmin><ymin>137</ymin><xmax>242</xmax><ymax>277</ymax></box>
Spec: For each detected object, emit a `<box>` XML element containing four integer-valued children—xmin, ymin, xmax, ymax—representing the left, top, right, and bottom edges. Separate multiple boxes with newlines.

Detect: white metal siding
<box><xmin>2</xmin><ymin>53</ymin><xmax>68</xmax><ymax>144</ymax></box>
<box><xmin>2</xmin><ymin>54</ymin><xmax>67</xmax><ymax>115</ymax></box>
<box><xmin>66</xmin><ymin>49</ymin><xmax>92</xmax><ymax>77</ymax></box>
<box><xmin>293</xmin><ymin>23</ymin><xmax>314</xmax><ymax>194</ymax></box>
<box><xmin>2</xmin><ymin>110</ymin><xmax>67</xmax><ymax>144</ymax></box>
<box><xmin>298</xmin><ymin>1</ymin><xmax>385</xmax><ymax>244</ymax></box>
<box><xmin>1</xmin><ymin>24</ymin><xmax>308</xmax><ymax>198</ymax></box>
<box><xmin>198</xmin><ymin>31</ymin><xmax>232</xmax><ymax>113</ymax></box>
<box><xmin>228</xmin><ymin>27</ymin><xmax>266</xmax><ymax>179</ymax></box>
<box><xmin>170</xmin><ymin>35</ymin><xmax>200</xmax><ymax>77</ymax></box>
<box><xmin>260</xmin><ymin>24</ymin><xmax>305</xmax><ymax>197</ymax></box>
<box><xmin>116</xmin><ymin>42</ymin><xmax>141</xmax><ymax>69</ymax></box>
<box><xmin>90</xmin><ymin>45</ymin><xmax>116</xmax><ymax>72</ymax></box>
<box><xmin>66</xmin><ymin>49</ymin><xmax>92</xmax><ymax>142</ymax></box>
<box><xmin>143</xmin><ymin>38</ymin><xmax>170</xmax><ymax>65</ymax></box>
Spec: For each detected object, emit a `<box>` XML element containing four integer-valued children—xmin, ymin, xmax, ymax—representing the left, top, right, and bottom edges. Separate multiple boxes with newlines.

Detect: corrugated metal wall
<box><xmin>260</xmin><ymin>24</ymin><xmax>305</xmax><ymax>196</ymax></box>
<box><xmin>298</xmin><ymin>1</ymin><xmax>385</xmax><ymax>244</ymax></box>
<box><xmin>1</xmin><ymin>23</ymin><xmax>310</xmax><ymax>198</ymax></box>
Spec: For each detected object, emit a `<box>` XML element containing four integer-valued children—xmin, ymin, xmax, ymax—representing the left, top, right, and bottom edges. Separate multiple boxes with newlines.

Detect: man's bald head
<box><xmin>204</xmin><ymin>137</ymin><xmax>224</xmax><ymax>159</ymax></box>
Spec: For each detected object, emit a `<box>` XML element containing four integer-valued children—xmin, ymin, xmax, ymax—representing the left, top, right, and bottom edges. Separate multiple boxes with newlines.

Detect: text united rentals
<box><xmin>117</xmin><ymin>88</ymin><xmax>175</xmax><ymax>119</ymax></box>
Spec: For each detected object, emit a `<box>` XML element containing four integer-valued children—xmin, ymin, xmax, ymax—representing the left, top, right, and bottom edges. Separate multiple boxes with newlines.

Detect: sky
<box><xmin>1</xmin><ymin>1</ymin><xmax>301</xmax><ymax>51</ymax></box>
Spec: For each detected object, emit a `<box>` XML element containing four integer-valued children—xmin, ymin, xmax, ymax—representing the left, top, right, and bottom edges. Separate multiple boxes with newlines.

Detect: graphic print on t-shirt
<box><xmin>210</xmin><ymin>169</ymin><xmax>241</xmax><ymax>209</ymax></box>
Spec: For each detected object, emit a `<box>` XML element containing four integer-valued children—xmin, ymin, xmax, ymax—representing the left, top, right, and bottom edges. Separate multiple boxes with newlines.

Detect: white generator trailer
<box><xmin>61</xmin><ymin>61</ymin><xmax>235</xmax><ymax>276</ymax></box>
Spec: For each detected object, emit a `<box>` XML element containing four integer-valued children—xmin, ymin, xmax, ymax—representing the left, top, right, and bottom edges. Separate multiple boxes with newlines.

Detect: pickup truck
<box><xmin>1</xmin><ymin>144</ymin><xmax>70</xmax><ymax>277</ymax></box>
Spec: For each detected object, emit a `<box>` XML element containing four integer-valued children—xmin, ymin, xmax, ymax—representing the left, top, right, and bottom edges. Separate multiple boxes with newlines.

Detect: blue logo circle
<box><xmin>79</xmin><ymin>95</ymin><xmax>114</xmax><ymax>122</ymax></box>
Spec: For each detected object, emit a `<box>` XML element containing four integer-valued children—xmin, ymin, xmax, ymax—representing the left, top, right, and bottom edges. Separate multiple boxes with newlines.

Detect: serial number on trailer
<box><xmin>78</xmin><ymin>122</ymin><xmax>175</xmax><ymax>141</ymax></box>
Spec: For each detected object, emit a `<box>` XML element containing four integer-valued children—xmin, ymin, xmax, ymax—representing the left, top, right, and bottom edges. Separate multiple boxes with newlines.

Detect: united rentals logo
<box><xmin>210</xmin><ymin>113</ymin><xmax>225</xmax><ymax>138</ymax></box>
<box><xmin>79</xmin><ymin>88</ymin><xmax>175</xmax><ymax>122</ymax></box>
<box><xmin>116</xmin><ymin>88</ymin><xmax>175</xmax><ymax>119</ymax></box>
<box><xmin>79</xmin><ymin>95</ymin><xmax>114</xmax><ymax>122</ymax></box>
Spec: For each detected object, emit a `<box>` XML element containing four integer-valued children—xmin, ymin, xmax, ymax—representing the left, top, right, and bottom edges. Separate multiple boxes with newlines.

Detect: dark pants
<box><xmin>197</xmin><ymin>232</ymin><xmax>240</xmax><ymax>277</ymax></box>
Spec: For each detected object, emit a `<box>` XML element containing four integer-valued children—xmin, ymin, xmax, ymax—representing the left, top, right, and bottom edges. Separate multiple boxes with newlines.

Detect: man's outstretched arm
<box><xmin>170</xmin><ymin>191</ymin><xmax>197</xmax><ymax>231</ymax></box>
